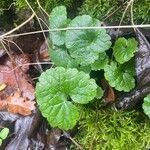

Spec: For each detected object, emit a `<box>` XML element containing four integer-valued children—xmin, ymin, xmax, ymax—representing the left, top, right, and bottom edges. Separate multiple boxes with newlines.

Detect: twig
<box><xmin>63</xmin><ymin>131</ymin><xmax>84</xmax><ymax>150</ymax></box>
<box><xmin>0</xmin><ymin>24</ymin><xmax>149</xmax><ymax>38</ymax></box>
<box><xmin>0</xmin><ymin>2</ymin><xmax>15</xmax><ymax>11</ymax></box>
<box><xmin>25</xmin><ymin>0</ymin><xmax>47</xmax><ymax>42</ymax></box>
<box><xmin>0</xmin><ymin>62</ymin><xmax>53</xmax><ymax>73</ymax></box>
<box><xmin>103</xmin><ymin>1</ymin><xmax>128</xmax><ymax>21</ymax></box>
<box><xmin>3</xmin><ymin>39</ymin><xmax>24</xmax><ymax>54</ymax></box>
<box><xmin>116</xmin><ymin>0</ymin><xmax>134</xmax><ymax>36</ymax></box>
<box><xmin>0</xmin><ymin>13</ymin><xmax>35</xmax><ymax>39</ymax></box>
<box><xmin>37</xmin><ymin>0</ymin><xmax>49</xmax><ymax>17</ymax></box>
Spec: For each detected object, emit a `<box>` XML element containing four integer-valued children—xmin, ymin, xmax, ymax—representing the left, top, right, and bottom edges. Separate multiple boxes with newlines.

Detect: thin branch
<box><xmin>0</xmin><ymin>24</ymin><xmax>149</xmax><ymax>38</ymax></box>
<box><xmin>3</xmin><ymin>39</ymin><xmax>24</xmax><ymax>54</ymax></box>
<box><xmin>37</xmin><ymin>0</ymin><xmax>49</xmax><ymax>17</ymax></box>
<box><xmin>116</xmin><ymin>0</ymin><xmax>134</xmax><ymax>36</ymax></box>
<box><xmin>0</xmin><ymin>62</ymin><xmax>53</xmax><ymax>73</ymax></box>
<box><xmin>25</xmin><ymin>0</ymin><xmax>47</xmax><ymax>42</ymax></box>
<box><xmin>0</xmin><ymin>2</ymin><xmax>15</xmax><ymax>11</ymax></box>
<box><xmin>103</xmin><ymin>1</ymin><xmax>128</xmax><ymax>21</ymax></box>
<box><xmin>0</xmin><ymin>13</ymin><xmax>35</xmax><ymax>39</ymax></box>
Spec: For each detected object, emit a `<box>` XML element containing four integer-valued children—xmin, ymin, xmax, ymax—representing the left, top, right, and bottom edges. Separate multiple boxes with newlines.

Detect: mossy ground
<box><xmin>71</xmin><ymin>107</ymin><xmax>150</xmax><ymax>150</ymax></box>
<box><xmin>79</xmin><ymin>0</ymin><xmax>150</xmax><ymax>24</ymax></box>
<box><xmin>0</xmin><ymin>0</ymin><xmax>149</xmax><ymax>28</ymax></box>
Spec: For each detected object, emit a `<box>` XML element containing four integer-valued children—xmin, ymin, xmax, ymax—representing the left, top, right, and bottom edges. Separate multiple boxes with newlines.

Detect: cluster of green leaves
<box><xmin>104</xmin><ymin>38</ymin><xmax>138</xmax><ymax>92</ymax></box>
<box><xmin>0</xmin><ymin>128</ymin><xmax>9</xmax><ymax>146</ymax></box>
<box><xmin>49</xmin><ymin>6</ymin><xmax>112</xmax><ymax>70</ymax></box>
<box><xmin>49</xmin><ymin>6</ymin><xmax>138</xmax><ymax>92</ymax></box>
<box><xmin>36</xmin><ymin>6</ymin><xmax>138</xmax><ymax>130</ymax></box>
<box><xmin>71</xmin><ymin>108</ymin><xmax>150</xmax><ymax>150</ymax></box>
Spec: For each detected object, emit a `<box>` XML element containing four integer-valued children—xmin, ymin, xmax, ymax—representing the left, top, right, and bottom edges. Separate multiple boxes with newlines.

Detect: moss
<box><xmin>15</xmin><ymin>0</ymin><xmax>74</xmax><ymax>13</ymax></box>
<box><xmin>79</xmin><ymin>0</ymin><xmax>150</xmax><ymax>24</ymax></box>
<box><xmin>71</xmin><ymin>108</ymin><xmax>150</xmax><ymax>150</ymax></box>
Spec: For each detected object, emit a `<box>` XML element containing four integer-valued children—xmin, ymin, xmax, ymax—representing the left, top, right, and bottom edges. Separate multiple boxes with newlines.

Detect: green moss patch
<box><xmin>71</xmin><ymin>108</ymin><xmax>150</xmax><ymax>150</ymax></box>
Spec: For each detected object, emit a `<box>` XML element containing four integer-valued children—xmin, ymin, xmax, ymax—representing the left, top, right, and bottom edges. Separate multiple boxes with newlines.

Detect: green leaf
<box><xmin>65</xmin><ymin>15</ymin><xmax>111</xmax><ymax>65</ymax></box>
<box><xmin>113</xmin><ymin>38</ymin><xmax>138</xmax><ymax>64</ymax></box>
<box><xmin>50</xmin><ymin>47</ymin><xmax>78</xmax><ymax>68</ymax></box>
<box><xmin>91</xmin><ymin>52</ymin><xmax>109</xmax><ymax>71</ymax></box>
<box><xmin>36</xmin><ymin>67</ymin><xmax>98</xmax><ymax>130</ymax></box>
<box><xmin>104</xmin><ymin>62</ymin><xmax>135</xmax><ymax>92</ymax></box>
<box><xmin>0</xmin><ymin>128</ymin><xmax>9</xmax><ymax>140</ymax></box>
<box><xmin>96</xmin><ymin>86</ymin><xmax>104</xmax><ymax>99</ymax></box>
<box><xmin>49</xmin><ymin>6</ymin><xmax>68</xmax><ymax>46</ymax></box>
<box><xmin>0</xmin><ymin>139</ymin><xmax>2</xmax><ymax>146</ymax></box>
<box><xmin>143</xmin><ymin>94</ymin><xmax>150</xmax><ymax>118</ymax></box>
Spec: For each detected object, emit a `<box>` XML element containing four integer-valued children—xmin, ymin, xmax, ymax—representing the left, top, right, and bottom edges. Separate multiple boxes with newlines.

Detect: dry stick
<box><xmin>25</xmin><ymin>0</ymin><xmax>48</xmax><ymax>72</ymax></box>
<box><xmin>37</xmin><ymin>0</ymin><xmax>49</xmax><ymax>17</ymax></box>
<box><xmin>25</xmin><ymin>0</ymin><xmax>47</xmax><ymax>42</ymax></box>
<box><xmin>63</xmin><ymin>131</ymin><xmax>84</xmax><ymax>150</ymax></box>
<box><xmin>0</xmin><ymin>24</ymin><xmax>149</xmax><ymax>39</ymax></box>
<box><xmin>3</xmin><ymin>39</ymin><xmax>24</xmax><ymax>54</ymax></box>
<box><xmin>103</xmin><ymin>1</ymin><xmax>128</xmax><ymax>21</ymax></box>
<box><xmin>130</xmin><ymin>0</ymin><xmax>136</xmax><ymax>32</ymax></box>
<box><xmin>0</xmin><ymin>13</ymin><xmax>35</xmax><ymax>39</ymax></box>
<box><xmin>0</xmin><ymin>62</ymin><xmax>53</xmax><ymax>73</ymax></box>
<box><xmin>0</xmin><ymin>2</ymin><xmax>15</xmax><ymax>11</ymax></box>
<box><xmin>39</xmin><ymin>18</ymin><xmax>49</xmax><ymax>29</ymax></box>
<box><xmin>116</xmin><ymin>0</ymin><xmax>134</xmax><ymax>36</ymax></box>
<box><xmin>0</xmin><ymin>40</ymin><xmax>12</xmax><ymax>59</ymax></box>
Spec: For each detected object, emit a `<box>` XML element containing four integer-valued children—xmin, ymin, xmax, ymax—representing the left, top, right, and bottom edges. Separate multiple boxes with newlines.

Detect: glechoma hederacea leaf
<box><xmin>65</xmin><ymin>15</ymin><xmax>112</xmax><ymax>65</ymax></box>
<box><xmin>36</xmin><ymin>67</ymin><xmax>101</xmax><ymax>130</ymax></box>
<box><xmin>113</xmin><ymin>38</ymin><xmax>138</xmax><ymax>64</ymax></box>
<box><xmin>104</xmin><ymin>62</ymin><xmax>135</xmax><ymax>92</ymax></box>
<box><xmin>49</xmin><ymin>6</ymin><xmax>68</xmax><ymax>46</ymax></box>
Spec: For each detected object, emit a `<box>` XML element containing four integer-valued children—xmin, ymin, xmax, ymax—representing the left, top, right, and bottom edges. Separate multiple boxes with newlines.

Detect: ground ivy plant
<box><xmin>36</xmin><ymin>6</ymin><xmax>138</xmax><ymax>130</ymax></box>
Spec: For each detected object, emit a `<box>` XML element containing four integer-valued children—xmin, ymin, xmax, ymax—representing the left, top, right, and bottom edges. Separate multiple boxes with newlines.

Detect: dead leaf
<box><xmin>0</xmin><ymin>83</ymin><xmax>7</xmax><ymax>92</ymax></box>
<box><xmin>0</xmin><ymin>54</ymin><xmax>36</xmax><ymax>115</ymax></box>
<box><xmin>101</xmin><ymin>79</ymin><xmax>115</xmax><ymax>103</ymax></box>
<box><xmin>7</xmin><ymin>92</ymin><xmax>36</xmax><ymax>116</ymax></box>
<box><xmin>0</xmin><ymin>54</ymin><xmax>35</xmax><ymax>100</ymax></box>
<box><xmin>0</xmin><ymin>100</ymin><xmax>7</xmax><ymax>110</ymax></box>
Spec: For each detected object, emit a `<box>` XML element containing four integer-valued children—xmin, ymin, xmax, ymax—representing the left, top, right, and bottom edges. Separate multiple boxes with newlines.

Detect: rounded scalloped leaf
<box><xmin>113</xmin><ymin>38</ymin><xmax>138</xmax><ymax>64</ymax></box>
<box><xmin>143</xmin><ymin>94</ymin><xmax>150</xmax><ymax>118</ymax></box>
<box><xmin>49</xmin><ymin>6</ymin><xmax>68</xmax><ymax>46</ymax></box>
<box><xmin>36</xmin><ymin>67</ymin><xmax>99</xmax><ymax>129</ymax></box>
<box><xmin>65</xmin><ymin>15</ymin><xmax>111</xmax><ymax>65</ymax></box>
<box><xmin>104</xmin><ymin>62</ymin><xmax>135</xmax><ymax>92</ymax></box>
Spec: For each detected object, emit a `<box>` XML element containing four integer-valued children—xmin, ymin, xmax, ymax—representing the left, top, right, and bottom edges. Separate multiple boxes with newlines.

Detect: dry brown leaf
<box><xmin>0</xmin><ymin>100</ymin><xmax>7</xmax><ymax>110</ymax></box>
<box><xmin>0</xmin><ymin>54</ymin><xmax>35</xmax><ymax>100</ymax></box>
<box><xmin>101</xmin><ymin>79</ymin><xmax>115</xmax><ymax>103</ymax></box>
<box><xmin>0</xmin><ymin>54</ymin><xmax>36</xmax><ymax>116</ymax></box>
<box><xmin>7</xmin><ymin>92</ymin><xmax>36</xmax><ymax>116</ymax></box>
<box><xmin>0</xmin><ymin>83</ymin><xmax>7</xmax><ymax>92</ymax></box>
